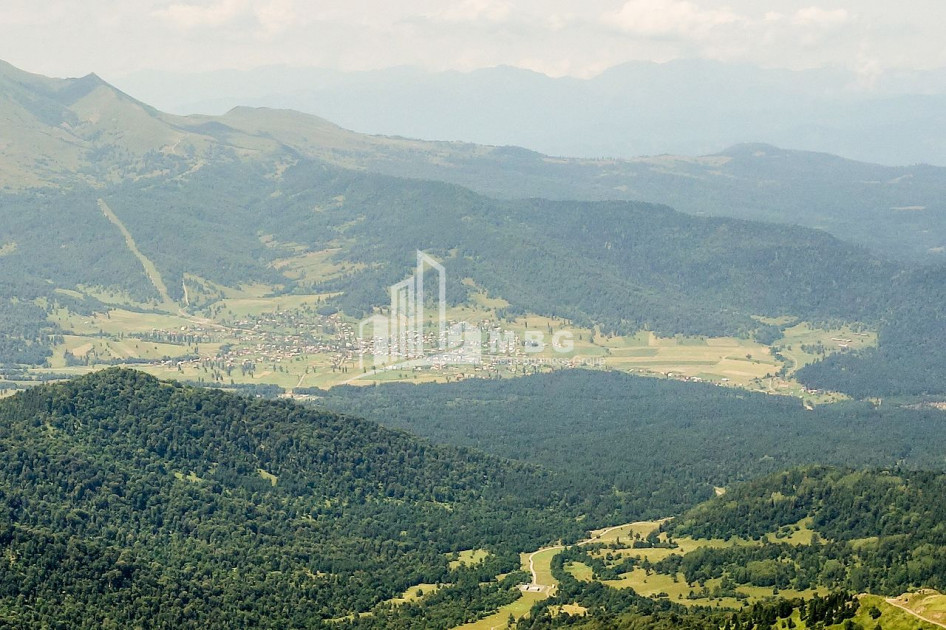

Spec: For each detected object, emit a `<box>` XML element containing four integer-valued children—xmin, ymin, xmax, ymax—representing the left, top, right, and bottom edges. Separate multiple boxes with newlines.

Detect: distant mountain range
<box><xmin>2</xmin><ymin>59</ymin><xmax>946</xmax><ymax>261</ymax></box>
<box><xmin>112</xmin><ymin>60</ymin><xmax>946</xmax><ymax>167</ymax></box>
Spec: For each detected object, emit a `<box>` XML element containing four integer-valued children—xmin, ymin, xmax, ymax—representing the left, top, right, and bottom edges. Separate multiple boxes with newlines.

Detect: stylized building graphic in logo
<box><xmin>358</xmin><ymin>251</ymin><xmax>454</xmax><ymax>369</ymax></box>
<box><xmin>358</xmin><ymin>250</ymin><xmax>578</xmax><ymax>372</ymax></box>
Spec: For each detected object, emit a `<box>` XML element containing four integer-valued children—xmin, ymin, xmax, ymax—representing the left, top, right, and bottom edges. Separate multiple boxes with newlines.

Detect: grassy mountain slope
<box><xmin>3</xmin><ymin>60</ymin><xmax>946</xmax><ymax>260</ymax></box>
<box><xmin>0</xmin><ymin>60</ymin><xmax>283</xmax><ymax>190</ymax></box>
<box><xmin>0</xmin><ymin>368</ymin><xmax>590</xmax><ymax>627</ymax></box>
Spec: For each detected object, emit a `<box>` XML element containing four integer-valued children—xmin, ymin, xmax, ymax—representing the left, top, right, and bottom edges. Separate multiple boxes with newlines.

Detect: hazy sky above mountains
<box><xmin>1</xmin><ymin>0</ymin><xmax>944</xmax><ymax>81</ymax></box>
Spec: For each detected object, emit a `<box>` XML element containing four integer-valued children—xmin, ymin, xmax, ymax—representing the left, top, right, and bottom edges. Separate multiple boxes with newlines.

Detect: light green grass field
<box><xmin>383</xmin><ymin>583</ymin><xmax>445</xmax><ymax>605</ymax></box>
<box><xmin>565</xmin><ymin>562</ymin><xmax>593</xmax><ymax>582</ymax></box>
<box><xmin>852</xmin><ymin>594</ymin><xmax>942</xmax><ymax>630</ymax></box>
<box><xmin>578</xmin><ymin>519</ymin><xmax>829</xmax><ymax>609</ymax></box>
<box><xmin>548</xmin><ymin>603</ymin><xmax>588</xmax><ymax>617</ymax></box>
<box><xmin>777</xmin><ymin>322</ymin><xmax>876</xmax><ymax>375</ymax></box>
<box><xmin>449</xmin><ymin>549</ymin><xmax>491</xmax><ymax>570</ymax></box>
<box><xmin>451</xmin><ymin>590</ymin><xmax>546</xmax><ymax>630</ymax></box>
<box><xmin>529</xmin><ymin>547</ymin><xmax>562</xmax><ymax>589</ymax></box>
<box><xmin>271</xmin><ymin>248</ymin><xmax>368</xmax><ymax>285</ymax></box>
<box><xmin>765</xmin><ymin>517</ymin><xmax>818</xmax><ymax>546</ymax></box>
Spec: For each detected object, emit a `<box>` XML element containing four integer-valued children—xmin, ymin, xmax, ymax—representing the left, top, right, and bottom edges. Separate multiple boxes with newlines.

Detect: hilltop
<box><xmin>0</xmin><ymin>368</ymin><xmax>588</xmax><ymax>627</ymax></box>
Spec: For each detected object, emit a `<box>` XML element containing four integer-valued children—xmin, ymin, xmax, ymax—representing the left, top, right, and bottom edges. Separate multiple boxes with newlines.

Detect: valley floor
<box><xmin>4</xmin><ymin>289</ymin><xmax>874</xmax><ymax>405</ymax></box>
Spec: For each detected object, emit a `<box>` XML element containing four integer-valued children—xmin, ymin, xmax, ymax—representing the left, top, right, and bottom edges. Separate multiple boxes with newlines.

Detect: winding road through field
<box><xmin>525</xmin><ymin>522</ymin><xmax>641</xmax><ymax>591</ymax></box>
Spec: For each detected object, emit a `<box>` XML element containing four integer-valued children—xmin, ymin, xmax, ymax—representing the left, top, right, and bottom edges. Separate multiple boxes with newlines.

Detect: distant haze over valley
<box><xmin>113</xmin><ymin>60</ymin><xmax>946</xmax><ymax>166</ymax></box>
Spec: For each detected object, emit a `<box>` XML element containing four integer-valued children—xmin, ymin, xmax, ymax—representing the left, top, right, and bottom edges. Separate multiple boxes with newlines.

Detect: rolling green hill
<box><xmin>0</xmin><ymin>139</ymin><xmax>906</xmax><ymax>364</ymax></box>
<box><xmin>668</xmin><ymin>467</ymin><xmax>946</xmax><ymax>594</ymax></box>
<box><xmin>0</xmin><ymin>368</ymin><xmax>593</xmax><ymax>628</ymax></box>
<box><xmin>7</xmin><ymin>370</ymin><xmax>946</xmax><ymax>629</ymax></box>
<box><xmin>796</xmin><ymin>262</ymin><xmax>946</xmax><ymax>398</ymax></box>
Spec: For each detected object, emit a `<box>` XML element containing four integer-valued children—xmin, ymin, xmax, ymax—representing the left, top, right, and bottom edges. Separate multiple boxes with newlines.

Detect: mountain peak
<box><xmin>81</xmin><ymin>71</ymin><xmax>106</xmax><ymax>85</ymax></box>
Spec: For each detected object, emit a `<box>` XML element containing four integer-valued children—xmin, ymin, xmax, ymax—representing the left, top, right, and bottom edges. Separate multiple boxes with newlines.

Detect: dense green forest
<box><xmin>0</xmin><ymin>189</ymin><xmax>156</xmax><ymax>300</ymax></box>
<box><xmin>0</xmin><ymin>369</ymin><xmax>594</xmax><ymax>628</ymax></box>
<box><xmin>313</xmin><ymin>370</ymin><xmax>946</xmax><ymax>522</ymax></box>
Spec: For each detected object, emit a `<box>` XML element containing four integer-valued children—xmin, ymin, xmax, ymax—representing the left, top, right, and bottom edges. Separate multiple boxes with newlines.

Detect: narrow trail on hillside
<box><xmin>885</xmin><ymin>597</ymin><xmax>946</xmax><ymax>629</ymax></box>
<box><xmin>98</xmin><ymin>199</ymin><xmax>174</xmax><ymax>307</ymax></box>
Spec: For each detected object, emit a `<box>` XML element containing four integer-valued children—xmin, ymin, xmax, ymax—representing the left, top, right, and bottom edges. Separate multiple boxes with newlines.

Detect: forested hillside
<box><xmin>312</xmin><ymin>370</ymin><xmax>946</xmax><ymax>521</ymax></box>
<box><xmin>797</xmin><ymin>262</ymin><xmax>946</xmax><ymax>397</ymax></box>
<box><xmin>0</xmin><ymin>369</ymin><xmax>590</xmax><ymax>628</ymax></box>
<box><xmin>6</xmin><ymin>369</ymin><xmax>941</xmax><ymax>628</ymax></box>
<box><xmin>0</xmin><ymin>154</ymin><xmax>903</xmax><ymax>367</ymax></box>
<box><xmin>669</xmin><ymin>467</ymin><xmax>946</xmax><ymax>594</ymax></box>
<box><xmin>252</xmin><ymin>162</ymin><xmax>898</xmax><ymax>335</ymax></box>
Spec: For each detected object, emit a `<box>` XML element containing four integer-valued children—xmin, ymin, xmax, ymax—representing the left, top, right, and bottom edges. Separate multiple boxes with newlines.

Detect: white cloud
<box><xmin>605</xmin><ymin>0</ymin><xmax>744</xmax><ymax>38</ymax></box>
<box><xmin>150</xmin><ymin>0</ymin><xmax>297</xmax><ymax>38</ymax></box>
<box><xmin>792</xmin><ymin>6</ymin><xmax>849</xmax><ymax>27</ymax></box>
<box><xmin>3</xmin><ymin>0</ymin><xmax>946</xmax><ymax>82</ymax></box>
<box><xmin>154</xmin><ymin>0</ymin><xmax>248</xmax><ymax>29</ymax></box>
<box><xmin>254</xmin><ymin>0</ymin><xmax>296</xmax><ymax>35</ymax></box>
<box><xmin>432</xmin><ymin>0</ymin><xmax>511</xmax><ymax>24</ymax></box>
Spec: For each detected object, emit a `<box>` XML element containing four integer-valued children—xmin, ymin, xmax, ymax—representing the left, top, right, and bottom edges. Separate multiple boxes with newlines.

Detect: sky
<box><xmin>1</xmin><ymin>0</ymin><xmax>944</xmax><ymax>81</ymax></box>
